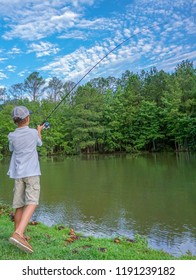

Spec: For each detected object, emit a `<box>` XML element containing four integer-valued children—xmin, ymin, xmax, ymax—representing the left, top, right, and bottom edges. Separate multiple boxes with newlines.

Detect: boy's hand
<box><xmin>37</xmin><ymin>124</ymin><xmax>44</xmax><ymax>133</ymax></box>
<box><xmin>37</xmin><ymin>124</ymin><xmax>44</xmax><ymax>140</ymax></box>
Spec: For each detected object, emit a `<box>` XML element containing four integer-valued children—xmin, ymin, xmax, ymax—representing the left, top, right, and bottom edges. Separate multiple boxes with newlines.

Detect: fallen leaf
<box><xmin>29</xmin><ymin>221</ymin><xmax>38</xmax><ymax>226</ymax></box>
<box><xmin>9</xmin><ymin>211</ymin><xmax>15</xmax><ymax>222</ymax></box>
<box><xmin>57</xmin><ymin>225</ymin><xmax>65</xmax><ymax>230</ymax></box>
<box><xmin>126</xmin><ymin>238</ymin><xmax>136</xmax><ymax>243</ymax></box>
<box><xmin>68</xmin><ymin>228</ymin><xmax>76</xmax><ymax>235</ymax></box>
<box><xmin>114</xmin><ymin>238</ymin><xmax>121</xmax><ymax>243</ymax></box>
<box><xmin>82</xmin><ymin>245</ymin><xmax>92</xmax><ymax>249</ymax></box>
<box><xmin>98</xmin><ymin>247</ymin><xmax>107</xmax><ymax>252</ymax></box>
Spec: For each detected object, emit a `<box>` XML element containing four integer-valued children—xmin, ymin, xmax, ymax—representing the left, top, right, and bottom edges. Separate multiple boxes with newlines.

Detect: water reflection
<box><xmin>0</xmin><ymin>153</ymin><xmax>196</xmax><ymax>257</ymax></box>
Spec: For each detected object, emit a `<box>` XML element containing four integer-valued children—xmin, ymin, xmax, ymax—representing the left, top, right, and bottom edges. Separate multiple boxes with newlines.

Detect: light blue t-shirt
<box><xmin>7</xmin><ymin>126</ymin><xmax>42</xmax><ymax>179</ymax></box>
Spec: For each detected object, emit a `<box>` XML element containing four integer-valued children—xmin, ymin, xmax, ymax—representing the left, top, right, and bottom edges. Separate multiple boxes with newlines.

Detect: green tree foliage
<box><xmin>24</xmin><ymin>72</ymin><xmax>45</xmax><ymax>101</ymax></box>
<box><xmin>66</xmin><ymin>84</ymin><xmax>104</xmax><ymax>153</ymax></box>
<box><xmin>0</xmin><ymin>103</ymin><xmax>16</xmax><ymax>158</ymax></box>
<box><xmin>0</xmin><ymin>60</ymin><xmax>195</xmax><ymax>157</ymax></box>
<box><xmin>44</xmin><ymin>77</ymin><xmax>63</xmax><ymax>102</ymax></box>
<box><xmin>132</xmin><ymin>100</ymin><xmax>163</xmax><ymax>151</ymax></box>
<box><xmin>0</xmin><ymin>87</ymin><xmax>7</xmax><ymax>103</ymax></box>
<box><xmin>9</xmin><ymin>83</ymin><xmax>25</xmax><ymax>100</ymax></box>
<box><xmin>102</xmin><ymin>89</ymin><xmax>124</xmax><ymax>152</ymax></box>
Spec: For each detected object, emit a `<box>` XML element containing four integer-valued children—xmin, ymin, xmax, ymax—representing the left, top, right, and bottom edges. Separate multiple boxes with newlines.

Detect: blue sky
<box><xmin>0</xmin><ymin>0</ymin><xmax>195</xmax><ymax>88</ymax></box>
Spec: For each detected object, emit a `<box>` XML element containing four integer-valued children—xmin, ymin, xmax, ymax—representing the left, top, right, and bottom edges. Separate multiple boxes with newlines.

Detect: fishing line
<box><xmin>41</xmin><ymin>27</ymin><xmax>148</xmax><ymax>127</ymax></box>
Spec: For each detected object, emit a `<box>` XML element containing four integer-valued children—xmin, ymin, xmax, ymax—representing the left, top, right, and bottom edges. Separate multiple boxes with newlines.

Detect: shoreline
<box><xmin>0</xmin><ymin>204</ymin><xmax>195</xmax><ymax>260</ymax></box>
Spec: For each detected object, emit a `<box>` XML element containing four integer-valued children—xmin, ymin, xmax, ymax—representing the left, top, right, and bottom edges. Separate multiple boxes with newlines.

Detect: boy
<box><xmin>7</xmin><ymin>105</ymin><xmax>44</xmax><ymax>253</ymax></box>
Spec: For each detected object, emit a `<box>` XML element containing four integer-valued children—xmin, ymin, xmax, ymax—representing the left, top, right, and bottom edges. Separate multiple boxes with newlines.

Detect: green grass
<box><xmin>0</xmin><ymin>204</ymin><xmax>195</xmax><ymax>260</ymax></box>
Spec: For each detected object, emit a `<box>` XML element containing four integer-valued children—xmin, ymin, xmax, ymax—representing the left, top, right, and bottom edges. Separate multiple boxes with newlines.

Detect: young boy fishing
<box><xmin>7</xmin><ymin>105</ymin><xmax>44</xmax><ymax>253</ymax></box>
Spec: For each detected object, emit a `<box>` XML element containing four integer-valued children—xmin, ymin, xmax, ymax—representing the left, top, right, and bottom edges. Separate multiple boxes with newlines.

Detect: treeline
<box><xmin>0</xmin><ymin>60</ymin><xmax>195</xmax><ymax>157</ymax></box>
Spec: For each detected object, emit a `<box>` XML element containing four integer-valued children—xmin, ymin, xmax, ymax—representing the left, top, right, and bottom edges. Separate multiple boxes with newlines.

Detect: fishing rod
<box><xmin>41</xmin><ymin>28</ymin><xmax>147</xmax><ymax>128</ymax></box>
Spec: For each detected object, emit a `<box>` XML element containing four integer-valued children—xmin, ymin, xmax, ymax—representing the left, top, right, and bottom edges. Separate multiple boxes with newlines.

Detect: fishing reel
<box><xmin>43</xmin><ymin>121</ymin><xmax>50</xmax><ymax>129</ymax></box>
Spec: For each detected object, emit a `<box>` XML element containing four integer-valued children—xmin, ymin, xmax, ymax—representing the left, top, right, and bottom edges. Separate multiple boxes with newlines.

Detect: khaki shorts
<box><xmin>13</xmin><ymin>176</ymin><xmax>40</xmax><ymax>209</ymax></box>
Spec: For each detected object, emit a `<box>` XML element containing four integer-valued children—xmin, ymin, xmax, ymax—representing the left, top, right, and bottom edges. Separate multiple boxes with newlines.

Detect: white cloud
<box><xmin>38</xmin><ymin>0</ymin><xmax>196</xmax><ymax>80</ymax></box>
<box><xmin>28</xmin><ymin>42</ymin><xmax>60</xmax><ymax>57</ymax></box>
<box><xmin>0</xmin><ymin>0</ymin><xmax>195</xmax><ymax>86</ymax></box>
<box><xmin>18</xmin><ymin>71</ymin><xmax>27</xmax><ymax>77</ymax></box>
<box><xmin>8</xmin><ymin>47</ymin><xmax>22</xmax><ymax>54</ymax></box>
<box><xmin>6</xmin><ymin>65</ymin><xmax>16</xmax><ymax>72</ymax></box>
<box><xmin>142</xmin><ymin>44</ymin><xmax>152</xmax><ymax>52</ymax></box>
<box><xmin>158</xmin><ymin>50</ymin><xmax>196</xmax><ymax>71</ymax></box>
<box><xmin>39</xmin><ymin>35</ymin><xmax>145</xmax><ymax>82</ymax></box>
<box><xmin>0</xmin><ymin>71</ymin><xmax>7</xmax><ymax>80</ymax></box>
<box><xmin>39</xmin><ymin>44</ymin><xmax>105</xmax><ymax>80</ymax></box>
<box><xmin>0</xmin><ymin>57</ymin><xmax>8</xmax><ymax>62</ymax></box>
<box><xmin>70</xmin><ymin>0</ymin><xmax>95</xmax><ymax>7</ymax></box>
<box><xmin>0</xmin><ymin>1</ymin><xmax>91</xmax><ymax>40</ymax></box>
<box><xmin>3</xmin><ymin>20</ymin><xmax>57</xmax><ymax>41</ymax></box>
<box><xmin>1</xmin><ymin>0</ymin><xmax>195</xmax><ymax>42</ymax></box>
<box><xmin>76</xmin><ymin>18</ymin><xmax>110</xmax><ymax>29</ymax></box>
<box><xmin>58</xmin><ymin>30</ymin><xmax>87</xmax><ymax>40</ymax></box>
<box><xmin>51</xmin><ymin>10</ymin><xmax>78</xmax><ymax>22</ymax></box>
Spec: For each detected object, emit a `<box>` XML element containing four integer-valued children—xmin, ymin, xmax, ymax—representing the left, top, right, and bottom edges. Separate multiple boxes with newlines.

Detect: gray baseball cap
<box><xmin>12</xmin><ymin>106</ymin><xmax>32</xmax><ymax>120</ymax></box>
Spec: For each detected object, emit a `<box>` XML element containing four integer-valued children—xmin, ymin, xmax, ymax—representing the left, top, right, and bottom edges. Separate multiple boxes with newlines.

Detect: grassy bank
<box><xmin>0</xmin><ymin>204</ymin><xmax>195</xmax><ymax>260</ymax></box>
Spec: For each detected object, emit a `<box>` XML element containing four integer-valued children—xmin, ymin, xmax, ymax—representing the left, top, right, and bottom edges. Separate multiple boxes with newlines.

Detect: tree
<box><xmin>0</xmin><ymin>103</ymin><xmax>15</xmax><ymax>157</ymax></box>
<box><xmin>133</xmin><ymin>100</ymin><xmax>163</xmax><ymax>151</ymax></box>
<box><xmin>143</xmin><ymin>68</ymin><xmax>170</xmax><ymax>106</ymax></box>
<box><xmin>9</xmin><ymin>83</ymin><xmax>25</xmax><ymax>100</ymax></box>
<box><xmin>173</xmin><ymin>60</ymin><xmax>196</xmax><ymax>150</ymax></box>
<box><xmin>118</xmin><ymin>73</ymin><xmax>143</xmax><ymax>151</ymax></box>
<box><xmin>118</xmin><ymin>70</ymin><xmax>132</xmax><ymax>87</ymax></box>
<box><xmin>45</xmin><ymin>77</ymin><xmax>63</xmax><ymax>102</ymax></box>
<box><xmin>102</xmin><ymin>88</ymin><xmax>125</xmax><ymax>152</ymax></box>
<box><xmin>68</xmin><ymin>84</ymin><xmax>104</xmax><ymax>153</ymax></box>
<box><xmin>160</xmin><ymin>78</ymin><xmax>184</xmax><ymax>150</ymax></box>
<box><xmin>89</xmin><ymin>76</ymin><xmax>118</xmax><ymax>93</ymax></box>
<box><xmin>0</xmin><ymin>87</ymin><xmax>8</xmax><ymax>103</ymax></box>
<box><xmin>0</xmin><ymin>60</ymin><xmax>196</xmax><ymax>157</ymax></box>
<box><xmin>174</xmin><ymin>60</ymin><xmax>196</xmax><ymax>114</ymax></box>
<box><xmin>24</xmin><ymin>72</ymin><xmax>45</xmax><ymax>101</ymax></box>
<box><xmin>63</xmin><ymin>81</ymin><xmax>77</xmax><ymax>103</ymax></box>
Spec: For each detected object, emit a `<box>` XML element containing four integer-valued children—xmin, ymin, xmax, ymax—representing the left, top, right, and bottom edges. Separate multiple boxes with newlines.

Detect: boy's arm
<box><xmin>37</xmin><ymin>125</ymin><xmax>44</xmax><ymax>142</ymax></box>
<box><xmin>8</xmin><ymin>134</ymin><xmax>14</xmax><ymax>151</ymax></box>
<box><xmin>8</xmin><ymin>141</ymin><xmax>13</xmax><ymax>151</ymax></box>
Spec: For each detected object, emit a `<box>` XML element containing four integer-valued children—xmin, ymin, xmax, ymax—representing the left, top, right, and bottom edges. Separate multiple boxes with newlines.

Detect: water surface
<box><xmin>0</xmin><ymin>153</ymin><xmax>195</xmax><ymax>256</ymax></box>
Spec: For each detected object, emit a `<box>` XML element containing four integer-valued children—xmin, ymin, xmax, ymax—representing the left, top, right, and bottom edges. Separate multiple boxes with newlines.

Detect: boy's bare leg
<box><xmin>14</xmin><ymin>207</ymin><xmax>24</xmax><ymax>230</ymax></box>
<box><xmin>15</xmin><ymin>204</ymin><xmax>37</xmax><ymax>237</ymax></box>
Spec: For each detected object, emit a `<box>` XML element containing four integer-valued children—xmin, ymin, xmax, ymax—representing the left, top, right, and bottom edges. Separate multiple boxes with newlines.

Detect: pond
<box><xmin>0</xmin><ymin>153</ymin><xmax>196</xmax><ymax>257</ymax></box>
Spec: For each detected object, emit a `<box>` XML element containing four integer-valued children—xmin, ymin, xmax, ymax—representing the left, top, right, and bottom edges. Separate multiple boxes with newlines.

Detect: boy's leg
<box><xmin>14</xmin><ymin>207</ymin><xmax>24</xmax><ymax>230</ymax></box>
<box><xmin>9</xmin><ymin>204</ymin><xmax>37</xmax><ymax>253</ymax></box>
<box><xmin>15</xmin><ymin>176</ymin><xmax>40</xmax><ymax>236</ymax></box>
<box><xmin>15</xmin><ymin>204</ymin><xmax>37</xmax><ymax>237</ymax></box>
<box><xmin>10</xmin><ymin>177</ymin><xmax>40</xmax><ymax>253</ymax></box>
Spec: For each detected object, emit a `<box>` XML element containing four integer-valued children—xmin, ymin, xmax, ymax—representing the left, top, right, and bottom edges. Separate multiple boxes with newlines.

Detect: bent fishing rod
<box><xmin>40</xmin><ymin>28</ymin><xmax>147</xmax><ymax>128</ymax></box>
